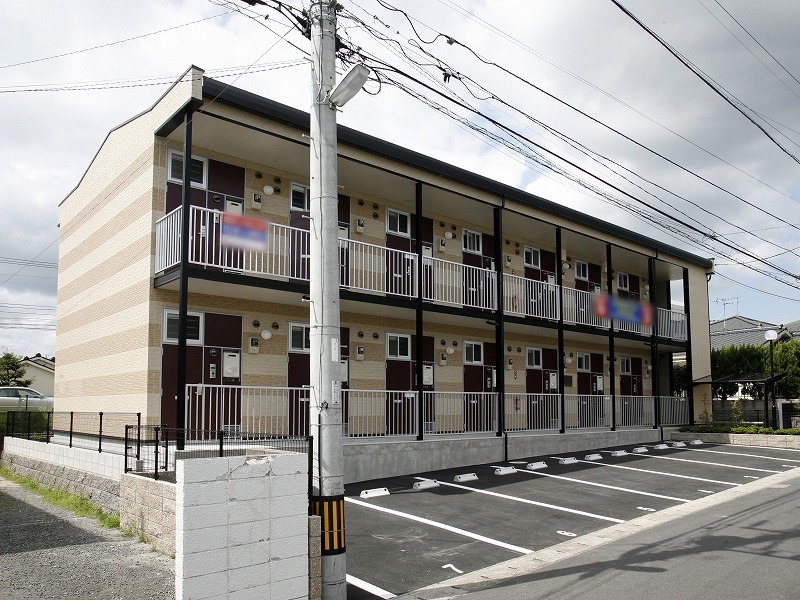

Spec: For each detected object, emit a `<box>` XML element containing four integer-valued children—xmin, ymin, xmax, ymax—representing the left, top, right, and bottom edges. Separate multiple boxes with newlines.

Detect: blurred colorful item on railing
<box><xmin>593</xmin><ymin>292</ymin><xmax>652</xmax><ymax>325</ymax></box>
<box><xmin>221</xmin><ymin>214</ymin><xmax>269</xmax><ymax>251</ymax></box>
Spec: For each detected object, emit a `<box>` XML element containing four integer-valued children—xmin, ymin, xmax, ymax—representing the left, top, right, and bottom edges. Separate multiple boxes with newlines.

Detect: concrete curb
<box><xmin>396</xmin><ymin>465</ymin><xmax>800</xmax><ymax>599</ymax></box>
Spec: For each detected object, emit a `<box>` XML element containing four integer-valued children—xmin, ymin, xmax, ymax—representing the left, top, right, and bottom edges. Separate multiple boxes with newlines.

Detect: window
<box><xmin>620</xmin><ymin>357</ymin><xmax>632</xmax><ymax>375</ymax></box>
<box><xmin>386</xmin><ymin>208</ymin><xmax>410</xmax><ymax>237</ymax></box>
<box><xmin>576</xmin><ymin>352</ymin><xmax>590</xmax><ymax>372</ymax></box>
<box><xmin>464</xmin><ymin>341</ymin><xmax>483</xmax><ymax>364</ymax></box>
<box><xmin>167</xmin><ymin>150</ymin><xmax>207</xmax><ymax>188</ymax></box>
<box><xmin>289</xmin><ymin>323</ymin><xmax>311</xmax><ymax>352</ymax></box>
<box><xmin>617</xmin><ymin>272</ymin><xmax>629</xmax><ymax>291</ymax></box>
<box><xmin>290</xmin><ymin>183</ymin><xmax>310</xmax><ymax>211</ymax></box>
<box><xmin>163</xmin><ymin>310</ymin><xmax>203</xmax><ymax>345</ymax></box>
<box><xmin>462</xmin><ymin>229</ymin><xmax>482</xmax><ymax>254</ymax></box>
<box><xmin>574</xmin><ymin>260</ymin><xmax>588</xmax><ymax>281</ymax></box>
<box><xmin>526</xmin><ymin>347</ymin><xmax>542</xmax><ymax>369</ymax></box>
<box><xmin>387</xmin><ymin>333</ymin><xmax>411</xmax><ymax>360</ymax></box>
<box><xmin>524</xmin><ymin>247</ymin><xmax>540</xmax><ymax>269</ymax></box>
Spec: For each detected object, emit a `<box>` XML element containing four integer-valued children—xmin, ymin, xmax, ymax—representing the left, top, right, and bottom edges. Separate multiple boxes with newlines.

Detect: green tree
<box><xmin>672</xmin><ymin>363</ymin><xmax>688</xmax><ymax>396</ymax></box>
<box><xmin>711</xmin><ymin>344</ymin><xmax>766</xmax><ymax>400</ymax></box>
<box><xmin>772</xmin><ymin>339</ymin><xmax>800</xmax><ymax>399</ymax></box>
<box><xmin>0</xmin><ymin>352</ymin><xmax>32</xmax><ymax>387</ymax></box>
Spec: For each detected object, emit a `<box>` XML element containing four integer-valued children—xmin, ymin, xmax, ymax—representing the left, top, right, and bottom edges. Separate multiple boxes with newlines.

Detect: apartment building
<box><xmin>56</xmin><ymin>67</ymin><xmax>714</xmax><ymax>479</ymax></box>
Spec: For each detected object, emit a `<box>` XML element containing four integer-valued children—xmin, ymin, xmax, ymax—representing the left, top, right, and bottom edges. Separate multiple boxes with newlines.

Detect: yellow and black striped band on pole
<box><xmin>311</xmin><ymin>495</ymin><xmax>346</xmax><ymax>555</ymax></box>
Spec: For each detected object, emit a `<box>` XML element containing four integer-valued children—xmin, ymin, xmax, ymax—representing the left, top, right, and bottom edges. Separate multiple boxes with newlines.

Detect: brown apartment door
<box><xmin>463</xmin><ymin>341</ymin><xmax>496</xmax><ymax>432</ymax></box>
<box><xmin>161</xmin><ymin>344</ymin><xmax>203</xmax><ymax>428</ymax></box>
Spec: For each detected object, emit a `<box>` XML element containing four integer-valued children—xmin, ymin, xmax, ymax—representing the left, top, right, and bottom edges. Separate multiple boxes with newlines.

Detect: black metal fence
<box><xmin>4</xmin><ymin>411</ymin><xmax>141</xmax><ymax>455</ymax></box>
<box><xmin>124</xmin><ymin>426</ymin><xmax>312</xmax><ymax>484</ymax></box>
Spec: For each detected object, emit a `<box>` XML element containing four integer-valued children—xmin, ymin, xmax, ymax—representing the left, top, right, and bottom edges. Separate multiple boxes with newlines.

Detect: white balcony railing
<box><xmin>658</xmin><ymin>308</ymin><xmax>688</xmax><ymax>341</ymax></box>
<box><xmin>155</xmin><ymin>207</ymin><xmax>183</xmax><ymax>273</ymax></box>
<box><xmin>505</xmin><ymin>393</ymin><xmax>561</xmax><ymax>432</ymax></box>
<box><xmin>562</xmin><ymin>288</ymin><xmax>609</xmax><ymax>329</ymax></box>
<box><xmin>614</xmin><ymin>319</ymin><xmax>652</xmax><ymax>337</ymax></box>
<box><xmin>615</xmin><ymin>395</ymin><xmax>655</xmax><ymax>428</ymax></box>
<box><xmin>503</xmin><ymin>274</ymin><xmax>560</xmax><ymax>321</ymax></box>
<box><xmin>423</xmin><ymin>257</ymin><xmax>497</xmax><ymax>311</ymax></box>
<box><xmin>345</xmin><ymin>389</ymin><xmax>418</xmax><ymax>438</ymax></box>
<box><xmin>564</xmin><ymin>394</ymin><xmax>612</xmax><ymax>429</ymax></box>
<box><xmin>340</xmin><ymin>239</ymin><xmax>417</xmax><ymax>299</ymax></box>
<box><xmin>185</xmin><ymin>384</ymin><xmax>310</xmax><ymax>436</ymax></box>
<box><xmin>659</xmin><ymin>395</ymin><xmax>690</xmax><ymax>425</ymax></box>
<box><xmin>423</xmin><ymin>391</ymin><xmax>498</xmax><ymax>434</ymax></box>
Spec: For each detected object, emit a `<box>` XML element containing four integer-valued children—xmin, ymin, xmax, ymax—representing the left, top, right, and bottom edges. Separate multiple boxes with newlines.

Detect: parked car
<box><xmin>0</xmin><ymin>387</ymin><xmax>53</xmax><ymax>411</ymax></box>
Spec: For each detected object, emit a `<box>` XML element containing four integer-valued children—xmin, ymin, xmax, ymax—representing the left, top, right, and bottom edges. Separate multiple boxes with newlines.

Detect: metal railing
<box><xmin>124</xmin><ymin>426</ymin><xmax>310</xmax><ymax>482</ymax></box>
<box><xmin>186</xmin><ymin>385</ymin><xmax>310</xmax><ymax>437</ymax></box>
<box><xmin>345</xmin><ymin>390</ymin><xmax>418</xmax><ymax>438</ymax></box>
<box><xmin>504</xmin><ymin>393</ymin><xmax>561</xmax><ymax>432</ymax></box>
<box><xmin>659</xmin><ymin>395</ymin><xmax>690</xmax><ymax>426</ymax></box>
<box><xmin>340</xmin><ymin>238</ymin><xmax>417</xmax><ymax>298</ymax></box>
<box><xmin>564</xmin><ymin>395</ymin><xmax>611</xmax><ymax>429</ymax></box>
<box><xmin>615</xmin><ymin>395</ymin><xmax>655</xmax><ymax>428</ymax></box>
<box><xmin>614</xmin><ymin>319</ymin><xmax>652</xmax><ymax>337</ymax></box>
<box><xmin>503</xmin><ymin>274</ymin><xmax>560</xmax><ymax>321</ymax></box>
<box><xmin>562</xmin><ymin>288</ymin><xmax>609</xmax><ymax>329</ymax></box>
<box><xmin>657</xmin><ymin>308</ymin><xmax>688</xmax><ymax>341</ymax></box>
<box><xmin>154</xmin><ymin>207</ymin><xmax>182</xmax><ymax>272</ymax></box>
<box><xmin>4</xmin><ymin>411</ymin><xmax>141</xmax><ymax>455</ymax></box>
<box><xmin>422</xmin><ymin>257</ymin><xmax>497</xmax><ymax>310</ymax></box>
<box><xmin>423</xmin><ymin>391</ymin><xmax>498</xmax><ymax>434</ymax></box>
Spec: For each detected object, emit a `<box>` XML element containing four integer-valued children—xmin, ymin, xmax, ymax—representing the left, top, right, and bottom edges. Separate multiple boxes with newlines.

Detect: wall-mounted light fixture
<box><xmin>260</xmin><ymin>330</ymin><xmax>272</xmax><ymax>340</ymax></box>
<box><xmin>445</xmin><ymin>231</ymin><xmax>455</xmax><ymax>240</ymax></box>
<box><xmin>446</xmin><ymin>346</ymin><xmax>455</xmax><ymax>355</ymax></box>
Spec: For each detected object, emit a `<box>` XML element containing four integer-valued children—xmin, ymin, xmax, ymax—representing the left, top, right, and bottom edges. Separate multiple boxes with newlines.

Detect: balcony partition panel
<box><xmin>155</xmin><ymin>207</ymin><xmax>182</xmax><ymax>272</ymax></box>
<box><xmin>658</xmin><ymin>308</ymin><xmax>688</xmax><ymax>341</ymax></box>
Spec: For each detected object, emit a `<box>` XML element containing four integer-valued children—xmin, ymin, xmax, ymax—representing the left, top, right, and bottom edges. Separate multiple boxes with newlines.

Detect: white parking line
<box><xmin>632</xmin><ymin>453</ymin><xmax>781</xmax><ymax>473</ymax></box>
<box><xmin>422</xmin><ymin>477</ymin><xmax>625</xmax><ymax>524</ymax></box>
<box><xmin>514</xmin><ymin>467</ymin><xmax>691</xmax><ymax>503</ymax></box>
<box><xmin>345</xmin><ymin>497</ymin><xmax>534</xmax><ymax>555</ymax></box>
<box><xmin>575</xmin><ymin>460</ymin><xmax>742</xmax><ymax>486</ymax></box>
<box><xmin>672</xmin><ymin>447</ymin><xmax>800</xmax><ymax>463</ymax></box>
<box><xmin>346</xmin><ymin>574</ymin><xmax>396</xmax><ymax>599</ymax></box>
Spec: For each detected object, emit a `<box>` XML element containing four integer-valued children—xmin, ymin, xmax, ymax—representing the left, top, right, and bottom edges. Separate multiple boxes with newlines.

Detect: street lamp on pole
<box><xmin>765</xmin><ymin>329</ymin><xmax>777</xmax><ymax>428</ymax></box>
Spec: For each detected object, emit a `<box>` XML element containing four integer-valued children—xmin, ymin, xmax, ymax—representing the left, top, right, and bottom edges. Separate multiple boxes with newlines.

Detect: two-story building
<box><xmin>55</xmin><ymin>67</ymin><xmax>714</xmax><ymax>481</ymax></box>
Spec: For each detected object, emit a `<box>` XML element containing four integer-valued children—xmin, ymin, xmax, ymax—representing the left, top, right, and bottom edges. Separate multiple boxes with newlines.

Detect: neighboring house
<box><xmin>21</xmin><ymin>354</ymin><xmax>55</xmax><ymax>397</ymax></box>
<box><xmin>54</xmin><ymin>66</ymin><xmax>714</xmax><ymax>470</ymax></box>
<box><xmin>785</xmin><ymin>319</ymin><xmax>800</xmax><ymax>341</ymax></box>
<box><xmin>710</xmin><ymin>315</ymin><xmax>790</xmax><ymax>350</ymax></box>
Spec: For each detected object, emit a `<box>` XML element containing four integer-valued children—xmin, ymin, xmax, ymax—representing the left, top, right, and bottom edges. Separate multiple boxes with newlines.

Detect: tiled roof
<box><xmin>709</xmin><ymin>316</ymin><xmax>791</xmax><ymax>350</ymax></box>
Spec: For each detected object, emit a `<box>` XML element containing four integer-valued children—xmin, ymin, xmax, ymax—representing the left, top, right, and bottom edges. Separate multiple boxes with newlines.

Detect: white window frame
<box><xmin>167</xmin><ymin>149</ymin><xmax>208</xmax><ymax>189</ymax></box>
<box><xmin>574</xmin><ymin>260</ymin><xmax>589</xmax><ymax>281</ymax></box>
<box><xmin>523</xmin><ymin>246</ymin><xmax>540</xmax><ymax>269</ymax></box>
<box><xmin>290</xmin><ymin>182</ymin><xmax>310</xmax><ymax>212</ymax></box>
<box><xmin>386</xmin><ymin>208</ymin><xmax>411</xmax><ymax>237</ymax></box>
<box><xmin>620</xmin><ymin>357</ymin><xmax>632</xmax><ymax>375</ymax></box>
<box><xmin>464</xmin><ymin>341</ymin><xmax>483</xmax><ymax>365</ymax></box>
<box><xmin>576</xmin><ymin>352</ymin><xmax>591</xmax><ymax>372</ymax></box>
<box><xmin>462</xmin><ymin>229</ymin><xmax>482</xmax><ymax>255</ymax></box>
<box><xmin>387</xmin><ymin>333</ymin><xmax>411</xmax><ymax>360</ymax></box>
<box><xmin>289</xmin><ymin>323</ymin><xmax>311</xmax><ymax>353</ymax></box>
<box><xmin>163</xmin><ymin>309</ymin><xmax>204</xmax><ymax>345</ymax></box>
<box><xmin>526</xmin><ymin>347</ymin><xmax>542</xmax><ymax>369</ymax></box>
<box><xmin>617</xmin><ymin>272</ymin><xmax>630</xmax><ymax>291</ymax></box>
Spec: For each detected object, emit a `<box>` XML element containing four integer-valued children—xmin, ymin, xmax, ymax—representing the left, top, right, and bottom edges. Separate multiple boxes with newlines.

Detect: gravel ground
<box><xmin>0</xmin><ymin>477</ymin><xmax>174</xmax><ymax>600</ymax></box>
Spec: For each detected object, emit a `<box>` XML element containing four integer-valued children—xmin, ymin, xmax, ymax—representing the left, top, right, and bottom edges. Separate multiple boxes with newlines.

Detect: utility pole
<box><xmin>309</xmin><ymin>2</ymin><xmax>346</xmax><ymax>599</ymax></box>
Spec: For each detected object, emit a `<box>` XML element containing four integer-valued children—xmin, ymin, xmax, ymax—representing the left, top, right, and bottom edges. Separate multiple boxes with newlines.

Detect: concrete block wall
<box><xmin>176</xmin><ymin>450</ymin><xmax>309</xmax><ymax>600</ymax></box>
<box><xmin>120</xmin><ymin>473</ymin><xmax>176</xmax><ymax>555</ymax></box>
<box><xmin>2</xmin><ymin>437</ymin><xmax>125</xmax><ymax>480</ymax></box>
<box><xmin>1</xmin><ymin>439</ymin><xmax>121</xmax><ymax>514</ymax></box>
<box><xmin>308</xmin><ymin>516</ymin><xmax>321</xmax><ymax>600</ymax></box>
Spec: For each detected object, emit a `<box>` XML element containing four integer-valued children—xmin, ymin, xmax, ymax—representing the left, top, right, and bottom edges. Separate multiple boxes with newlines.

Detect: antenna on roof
<box><xmin>714</xmin><ymin>297</ymin><xmax>740</xmax><ymax>326</ymax></box>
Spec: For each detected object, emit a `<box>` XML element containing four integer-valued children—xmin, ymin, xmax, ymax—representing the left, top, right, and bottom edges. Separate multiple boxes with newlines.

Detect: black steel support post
<box><xmin>136</xmin><ymin>412</ymin><xmax>141</xmax><ymax>460</ymax></box>
<box><xmin>154</xmin><ymin>426</ymin><xmax>160</xmax><ymax>481</ymax></box>
<box><xmin>98</xmin><ymin>411</ymin><xmax>103</xmax><ymax>453</ymax></box>
<box><xmin>69</xmin><ymin>411</ymin><xmax>74</xmax><ymax>448</ymax></box>
<box><xmin>494</xmin><ymin>205</ymin><xmax>505</xmax><ymax>436</ymax></box>
<box><xmin>556</xmin><ymin>228</ymin><xmax>566</xmax><ymax>433</ymax></box>
<box><xmin>606</xmin><ymin>244</ymin><xmax>616</xmax><ymax>431</ymax></box>
<box><xmin>124</xmin><ymin>426</ymin><xmax>130</xmax><ymax>473</ymax></box>
<box><xmin>415</xmin><ymin>182</ymin><xmax>425</xmax><ymax>441</ymax></box>
<box><xmin>682</xmin><ymin>268</ymin><xmax>694</xmax><ymax>424</ymax></box>
<box><xmin>218</xmin><ymin>429</ymin><xmax>224</xmax><ymax>457</ymax></box>
<box><xmin>176</xmin><ymin>105</ymin><xmax>196</xmax><ymax>450</ymax></box>
<box><xmin>649</xmin><ymin>257</ymin><xmax>660</xmax><ymax>429</ymax></box>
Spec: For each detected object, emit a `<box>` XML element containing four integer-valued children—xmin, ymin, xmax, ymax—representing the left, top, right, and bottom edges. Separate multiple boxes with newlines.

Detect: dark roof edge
<box><xmin>202</xmin><ymin>77</ymin><xmax>714</xmax><ymax>269</ymax></box>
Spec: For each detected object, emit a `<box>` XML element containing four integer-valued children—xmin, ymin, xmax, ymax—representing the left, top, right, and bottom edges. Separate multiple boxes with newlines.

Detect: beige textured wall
<box><xmin>55</xmin><ymin>68</ymin><xmax>202</xmax><ymax>416</ymax></box>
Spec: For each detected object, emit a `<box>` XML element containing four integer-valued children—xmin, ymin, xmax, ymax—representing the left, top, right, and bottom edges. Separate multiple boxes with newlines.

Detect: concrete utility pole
<box><xmin>309</xmin><ymin>2</ymin><xmax>346</xmax><ymax>599</ymax></box>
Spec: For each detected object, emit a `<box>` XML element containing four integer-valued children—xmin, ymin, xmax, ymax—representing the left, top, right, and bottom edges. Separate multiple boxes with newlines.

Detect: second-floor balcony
<box><xmin>155</xmin><ymin>206</ymin><xmax>687</xmax><ymax>339</ymax></box>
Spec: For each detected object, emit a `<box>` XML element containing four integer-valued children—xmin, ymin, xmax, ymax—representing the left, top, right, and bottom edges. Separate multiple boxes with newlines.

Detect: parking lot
<box><xmin>342</xmin><ymin>441</ymin><xmax>800</xmax><ymax>598</ymax></box>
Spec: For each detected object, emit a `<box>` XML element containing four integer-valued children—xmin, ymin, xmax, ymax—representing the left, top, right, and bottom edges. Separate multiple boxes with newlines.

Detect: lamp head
<box><xmin>329</xmin><ymin>64</ymin><xmax>370</xmax><ymax>107</ymax></box>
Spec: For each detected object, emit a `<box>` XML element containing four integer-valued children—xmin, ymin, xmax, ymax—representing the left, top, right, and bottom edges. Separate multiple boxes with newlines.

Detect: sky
<box><xmin>1</xmin><ymin>0</ymin><xmax>799</xmax><ymax>359</ymax></box>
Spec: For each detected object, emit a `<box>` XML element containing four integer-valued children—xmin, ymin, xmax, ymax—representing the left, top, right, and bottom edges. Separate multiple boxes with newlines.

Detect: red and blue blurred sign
<box><xmin>593</xmin><ymin>293</ymin><xmax>652</xmax><ymax>325</ymax></box>
<box><xmin>221</xmin><ymin>214</ymin><xmax>268</xmax><ymax>251</ymax></box>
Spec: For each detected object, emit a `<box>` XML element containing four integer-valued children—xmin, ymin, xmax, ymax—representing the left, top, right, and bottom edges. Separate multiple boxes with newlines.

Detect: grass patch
<box><xmin>678</xmin><ymin>425</ymin><xmax>800</xmax><ymax>435</ymax></box>
<box><xmin>0</xmin><ymin>465</ymin><xmax>120</xmax><ymax>529</ymax></box>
